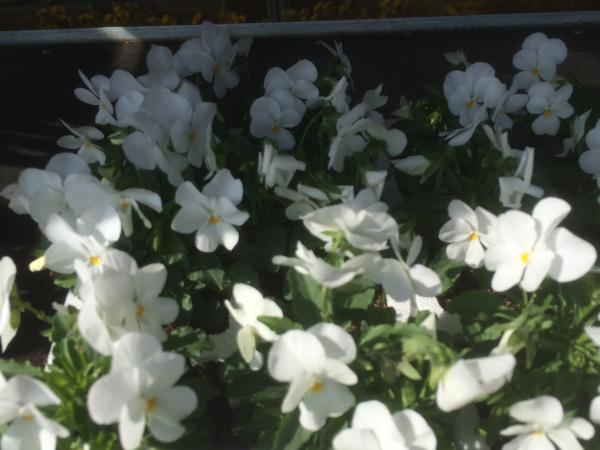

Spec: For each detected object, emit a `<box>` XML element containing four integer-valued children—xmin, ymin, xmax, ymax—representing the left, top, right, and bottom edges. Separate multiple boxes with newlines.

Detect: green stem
<box><xmin>319</xmin><ymin>286</ymin><xmax>332</xmax><ymax>320</ymax></box>
<box><xmin>579</xmin><ymin>301</ymin><xmax>600</xmax><ymax>328</ymax></box>
<box><xmin>298</xmin><ymin>108</ymin><xmax>326</xmax><ymax>154</ymax></box>
<box><xmin>12</xmin><ymin>292</ymin><xmax>52</xmax><ymax>324</ymax></box>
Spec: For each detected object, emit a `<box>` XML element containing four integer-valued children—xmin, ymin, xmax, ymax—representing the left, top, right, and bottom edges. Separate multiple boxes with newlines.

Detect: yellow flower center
<box><xmin>466</xmin><ymin>99</ymin><xmax>476</xmax><ymax>109</ymax></box>
<box><xmin>543</xmin><ymin>109</ymin><xmax>553</xmax><ymax>118</ymax></box>
<box><xmin>213</xmin><ymin>63</ymin><xmax>221</xmax><ymax>74</ymax></box>
<box><xmin>145</xmin><ymin>398</ymin><xmax>157</xmax><ymax>412</ymax></box>
<box><xmin>531</xmin><ymin>66</ymin><xmax>540</xmax><ymax>76</ymax></box>
<box><xmin>188</xmin><ymin>130</ymin><xmax>197</xmax><ymax>142</ymax></box>
<box><xmin>209</xmin><ymin>215</ymin><xmax>220</xmax><ymax>225</ymax></box>
<box><xmin>271</xmin><ymin>123</ymin><xmax>281</xmax><ymax>134</ymax></box>
<box><xmin>89</xmin><ymin>255</ymin><xmax>101</xmax><ymax>267</ymax></box>
<box><xmin>120</xmin><ymin>200</ymin><xmax>130</xmax><ymax>211</ymax></box>
<box><xmin>521</xmin><ymin>252</ymin><xmax>530</xmax><ymax>265</ymax></box>
<box><xmin>136</xmin><ymin>304</ymin><xmax>144</xmax><ymax>318</ymax></box>
<box><xmin>310</xmin><ymin>381</ymin><xmax>325</xmax><ymax>394</ymax></box>
<box><xmin>532</xmin><ymin>430</ymin><xmax>544</xmax><ymax>438</ymax></box>
<box><xmin>20</xmin><ymin>414</ymin><xmax>34</xmax><ymax>421</ymax></box>
<box><xmin>301</xmin><ymin>196</ymin><xmax>310</xmax><ymax>204</ymax></box>
<box><xmin>468</xmin><ymin>232</ymin><xmax>478</xmax><ymax>241</ymax></box>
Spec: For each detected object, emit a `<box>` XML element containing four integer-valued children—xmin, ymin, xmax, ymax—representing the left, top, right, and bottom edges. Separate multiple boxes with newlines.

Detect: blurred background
<box><xmin>1</xmin><ymin>0</ymin><xmax>599</xmax><ymax>30</ymax></box>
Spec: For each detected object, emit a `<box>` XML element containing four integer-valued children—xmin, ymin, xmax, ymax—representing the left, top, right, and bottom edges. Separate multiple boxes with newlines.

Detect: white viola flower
<box><xmin>341</xmin><ymin>186</ymin><xmax>388</xmax><ymax>214</ymax></box>
<box><xmin>42</xmin><ymin>208</ymin><xmax>125</xmax><ymax>275</ymax></box>
<box><xmin>173</xmin><ymin>30</ymin><xmax>250</xmax><ymax>95</ymax></box>
<box><xmin>444</xmin><ymin>49</ymin><xmax>469</xmax><ymax>66</ymax></box>
<box><xmin>171</xmin><ymin>170</ymin><xmax>249</xmax><ymax>252</ymax></box>
<box><xmin>333</xmin><ymin>400</ymin><xmax>436</xmax><ymax>450</ymax></box>
<box><xmin>224</xmin><ymin>283</ymin><xmax>283</xmax><ymax>370</ymax></box>
<box><xmin>492</xmin><ymin>85</ymin><xmax>529</xmax><ymax>130</ymax></box>
<box><xmin>258</xmin><ymin>143</ymin><xmax>306</xmax><ymax>189</ymax></box>
<box><xmin>578</xmin><ymin>120</ymin><xmax>600</xmax><ymax>184</ymax></box>
<box><xmin>364</xmin><ymin>236</ymin><xmax>442</xmax><ymax>316</ymax></box>
<box><xmin>363</xmin><ymin>170</ymin><xmax>387</xmax><ymax>202</ymax></box>
<box><xmin>590</xmin><ymin>386</ymin><xmax>600</xmax><ymax>424</ymax></box>
<box><xmin>250</xmin><ymin>93</ymin><xmax>302</xmax><ymax>150</ymax></box>
<box><xmin>319</xmin><ymin>40</ymin><xmax>353</xmax><ymax>82</ymax></box>
<box><xmin>482</xmin><ymin>124</ymin><xmax>523</xmax><ymax>159</ymax></box>
<box><xmin>138</xmin><ymin>45</ymin><xmax>179</xmax><ymax>90</ymax></box>
<box><xmin>139</xmin><ymin>87</ymin><xmax>193</xmax><ymax>136</ymax></box>
<box><xmin>392</xmin><ymin>155</ymin><xmax>432</xmax><ymax>178</ymax></box>
<box><xmin>1</xmin><ymin>153</ymin><xmax>90</xmax><ymax>227</ymax></box>
<box><xmin>484</xmin><ymin>197</ymin><xmax>597</xmax><ymax>292</ymax></box>
<box><xmin>0</xmin><ymin>257</ymin><xmax>17</xmax><ymax>352</ymax></box>
<box><xmin>527</xmin><ymin>82</ymin><xmax>574</xmax><ymax>135</ymax></box>
<box><xmin>57</xmin><ymin>119</ymin><xmax>105</xmax><ymax>165</ymax></box>
<box><xmin>452</xmin><ymin>405</ymin><xmax>491</xmax><ymax>450</ymax></box>
<box><xmin>559</xmin><ymin>109</ymin><xmax>591</xmax><ymax>157</ymax></box>
<box><xmin>443</xmin><ymin>107</ymin><xmax>488</xmax><ymax>147</ymax></box>
<box><xmin>513</xmin><ymin>32</ymin><xmax>567</xmax><ymax>89</ymax></box>
<box><xmin>436</xmin><ymin>354</ymin><xmax>516</xmax><ymax>412</ymax></box>
<box><xmin>501</xmin><ymin>395</ymin><xmax>594</xmax><ymax>450</ymax></box>
<box><xmin>107</xmin><ymin>69</ymin><xmax>146</xmax><ymax>100</ymax></box>
<box><xmin>274</xmin><ymin>184</ymin><xmax>329</xmax><ymax>220</ymax></box>
<box><xmin>328</xmin><ymin>103</ymin><xmax>371</xmax><ymax>172</ymax></box>
<box><xmin>303</xmin><ymin>203</ymin><xmax>399</xmax><ymax>252</ymax></box>
<box><xmin>171</xmin><ymin>102</ymin><xmax>218</xmax><ymax>170</ymax></box>
<box><xmin>362</xmin><ymin>84</ymin><xmax>388</xmax><ymax>124</ymax></box>
<box><xmin>196</xmin><ymin>23</ymin><xmax>240</xmax><ymax>98</ymax></box>
<box><xmin>443</xmin><ymin>62</ymin><xmax>506</xmax><ymax>127</ymax></box>
<box><xmin>87</xmin><ymin>332</ymin><xmax>197</xmax><ymax>450</ymax></box>
<box><xmin>439</xmin><ymin>199</ymin><xmax>497</xmax><ymax>268</ymax></box>
<box><xmin>77</xmin><ymin>258</ymin><xmax>178</xmax><ymax>355</ymax></box>
<box><xmin>0</xmin><ymin>374</ymin><xmax>69</xmax><ymax>450</ymax></box>
<box><xmin>498</xmin><ymin>147</ymin><xmax>544</xmax><ymax>209</ymax></box>
<box><xmin>268</xmin><ymin>324</ymin><xmax>357</xmax><ymax>431</ymax></box>
<box><xmin>265</xmin><ymin>60</ymin><xmax>319</xmax><ymax>102</ymax></box>
<box><xmin>365</xmin><ymin>122</ymin><xmax>408</xmax><ymax>158</ymax></box>
<box><xmin>65</xmin><ymin>174</ymin><xmax>162</xmax><ymax>237</ymax></box>
<box><xmin>122</xmin><ymin>131</ymin><xmax>187</xmax><ymax>186</ymax></box>
<box><xmin>327</xmin><ymin>77</ymin><xmax>350</xmax><ymax>113</ymax></box>
<box><xmin>114</xmin><ymin>89</ymin><xmax>145</xmax><ymax>127</ymax></box>
<box><xmin>390</xmin><ymin>294</ymin><xmax>452</xmax><ymax>329</ymax></box>
<box><xmin>273</xmin><ymin>241</ymin><xmax>379</xmax><ymax>289</ymax></box>
<box><xmin>74</xmin><ymin>70</ymin><xmax>115</xmax><ymax>125</ymax></box>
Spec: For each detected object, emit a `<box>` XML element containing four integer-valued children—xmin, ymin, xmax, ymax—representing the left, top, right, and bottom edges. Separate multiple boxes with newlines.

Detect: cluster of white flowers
<box><xmin>2</xmin><ymin>24</ymin><xmax>600</xmax><ymax>450</ymax></box>
<box><xmin>440</xmin><ymin>196</ymin><xmax>596</xmax><ymax>292</ymax></box>
<box><xmin>443</xmin><ymin>32</ymin><xmax>573</xmax><ymax>146</ymax></box>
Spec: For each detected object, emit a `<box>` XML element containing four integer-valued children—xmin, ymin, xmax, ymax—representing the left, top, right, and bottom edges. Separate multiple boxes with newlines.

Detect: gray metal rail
<box><xmin>0</xmin><ymin>10</ymin><xmax>599</xmax><ymax>47</ymax></box>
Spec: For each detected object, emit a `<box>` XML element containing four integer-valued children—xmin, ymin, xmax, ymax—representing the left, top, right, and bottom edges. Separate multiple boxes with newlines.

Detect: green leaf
<box><xmin>397</xmin><ymin>359</ymin><xmax>422</xmax><ymax>381</ymax></box>
<box><xmin>333</xmin><ymin>279</ymin><xmax>376</xmax><ymax>311</ymax></box>
<box><xmin>159</xmin><ymin>231</ymin><xmax>188</xmax><ymax>265</ymax></box>
<box><xmin>51</xmin><ymin>311</ymin><xmax>74</xmax><ymax>342</ymax></box>
<box><xmin>54</xmin><ymin>274</ymin><xmax>77</xmax><ymax>289</ymax></box>
<box><xmin>283</xmin><ymin>270</ymin><xmax>322</xmax><ymax>327</ymax></box>
<box><xmin>359</xmin><ymin>324</ymin><xmax>393</xmax><ymax>345</ymax></box>
<box><xmin>430</xmin><ymin>251</ymin><xmax>463</xmax><ymax>294</ymax></box>
<box><xmin>0</xmin><ymin>359</ymin><xmax>43</xmax><ymax>377</ymax></box>
<box><xmin>272</xmin><ymin>411</ymin><xmax>312</xmax><ymax>450</ymax></box>
<box><xmin>258</xmin><ymin>316</ymin><xmax>302</xmax><ymax>334</ymax></box>
<box><xmin>188</xmin><ymin>267</ymin><xmax>226</xmax><ymax>291</ymax></box>
<box><xmin>163</xmin><ymin>327</ymin><xmax>211</xmax><ymax>359</ymax></box>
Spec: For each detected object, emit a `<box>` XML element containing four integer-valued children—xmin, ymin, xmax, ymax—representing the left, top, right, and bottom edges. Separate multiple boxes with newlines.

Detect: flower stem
<box><xmin>299</xmin><ymin>108</ymin><xmax>326</xmax><ymax>154</ymax></box>
<box><xmin>319</xmin><ymin>286</ymin><xmax>332</xmax><ymax>320</ymax></box>
<box><xmin>11</xmin><ymin>291</ymin><xmax>52</xmax><ymax>324</ymax></box>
